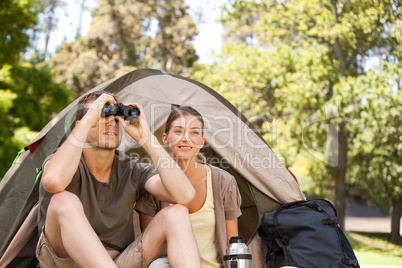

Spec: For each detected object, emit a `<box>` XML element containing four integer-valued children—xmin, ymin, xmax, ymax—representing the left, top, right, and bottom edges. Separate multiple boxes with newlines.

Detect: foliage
<box><xmin>37</xmin><ymin>0</ymin><xmax>67</xmax><ymax>58</ymax></box>
<box><xmin>0</xmin><ymin>0</ymin><xmax>73</xmax><ymax>178</ymax></box>
<box><xmin>0</xmin><ymin>62</ymin><xmax>73</xmax><ymax>177</ymax></box>
<box><xmin>348</xmin><ymin>62</ymin><xmax>401</xmax><ymax>214</ymax></box>
<box><xmin>50</xmin><ymin>0</ymin><xmax>198</xmax><ymax>97</ymax></box>
<box><xmin>192</xmin><ymin>0</ymin><xmax>401</xmax><ymax>231</ymax></box>
<box><xmin>8</xmin><ymin>63</ymin><xmax>73</xmax><ymax>130</ymax></box>
<box><xmin>0</xmin><ymin>0</ymin><xmax>40</xmax><ymax>177</ymax></box>
<box><xmin>51</xmin><ymin>39</ymin><xmax>118</xmax><ymax>97</ymax></box>
<box><xmin>0</xmin><ymin>0</ymin><xmax>40</xmax><ymax>65</ymax></box>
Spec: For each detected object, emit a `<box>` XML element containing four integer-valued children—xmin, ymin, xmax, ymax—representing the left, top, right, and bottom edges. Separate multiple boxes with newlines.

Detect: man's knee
<box><xmin>48</xmin><ymin>191</ymin><xmax>83</xmax><ymax>217</ymax></box>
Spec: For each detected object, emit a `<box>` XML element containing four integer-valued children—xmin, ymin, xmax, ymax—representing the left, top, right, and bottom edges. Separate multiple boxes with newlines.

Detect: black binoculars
<box><xmin>101</xmin><ymin>102</ymin><xmax>140</xmax><ymax>121</ymax></box>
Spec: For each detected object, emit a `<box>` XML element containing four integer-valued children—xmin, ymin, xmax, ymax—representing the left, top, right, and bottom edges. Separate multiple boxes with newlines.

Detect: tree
<box><xmin>76</xmin><ymin>0</ymin><xmax>88</xmax><ymax>38</ymax></box>
<box><xmin>38</xmin><ymin>0</ymin><xmax>66</xmax><ymax>58</ymax></box>
<box><xmin>0</xmin><ymin>0</ymin><xmax>39</xmax><ymax>65</ymax></box>
<box><xmin>50</xmin><ymin>0</ymin><xmax>198</xmax><ymax>97</ymax></box>
<box><xmin>348</xmin><ymin>62</ymin><xmax>401</xmax><ymax>243</ymax></box>
<box><xmin>147</xmin><ymin>0</ymin><xmax>198</xmax><ymax>73</ymax></box>
<box><xmin>0</xmin><ymin>62</ymin><xmax>73</xmax><ymax>178</ymax></box>
<box><xmin>192</xmin><ymin>0</ymin><xmax>401</xmax><ymax>231</ymax></box>
<box><xmin>0</xmin><ymin>0</ymin><xmax>73</xmax><ymax>178</ymax></box>
<box><xmin>51</xmin><ymin>39</ymin><xmax>119</xmax><ymax>97</ymax></box>
<box><xmin>0</xmin><ymin>0</ymin><xmax>40</xmax><ymax>177</ymax></box>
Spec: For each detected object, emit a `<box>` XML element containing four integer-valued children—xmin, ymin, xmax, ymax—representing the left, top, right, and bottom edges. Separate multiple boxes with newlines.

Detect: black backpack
<box><xmin>258</xmin><ymin>199</ymin><xmax>359</xmax><ymax>268</ymax></box>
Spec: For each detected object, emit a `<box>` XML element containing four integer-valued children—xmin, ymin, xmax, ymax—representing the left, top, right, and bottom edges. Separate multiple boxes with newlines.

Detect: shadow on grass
<box><xmin>347</xmin><ymin>232</ymin><xmax>402</xmax><ymax>265</ymax></box>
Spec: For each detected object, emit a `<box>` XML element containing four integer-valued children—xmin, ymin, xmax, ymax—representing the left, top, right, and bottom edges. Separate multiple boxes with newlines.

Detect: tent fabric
<box><xmin>0</xmin><ymin>203</ymin><xmax>38</xmax><ymax>267</ymax></box>
<box><xmin>0</xmin><ymin>68</ymin><xmax>304</xmax><ymax>267</ymax></box>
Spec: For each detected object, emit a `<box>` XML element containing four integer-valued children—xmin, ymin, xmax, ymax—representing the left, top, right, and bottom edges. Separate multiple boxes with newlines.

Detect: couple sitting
<box><xmin>36</xmin><ymin>91</ymin><xmax>241</xmax><ymax>267</ymax></box>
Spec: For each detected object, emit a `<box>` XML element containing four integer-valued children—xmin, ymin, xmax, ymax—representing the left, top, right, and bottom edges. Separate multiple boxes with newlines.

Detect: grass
<box><xmin>346</xmin><ymin>231</ymin><xmax>402</xmax><ymax>266</ymax></box>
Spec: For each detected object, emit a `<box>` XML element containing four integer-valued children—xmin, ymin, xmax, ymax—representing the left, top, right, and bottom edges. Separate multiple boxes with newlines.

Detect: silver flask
<box><xmin>224</xmin><ymin>236</ymin><xmax>252</xmax><ymax>268</ymax></box>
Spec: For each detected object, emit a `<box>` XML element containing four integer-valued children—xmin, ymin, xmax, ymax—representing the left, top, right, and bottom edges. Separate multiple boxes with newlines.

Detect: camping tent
<box><xmin>0</xmin><ymin>68</ymin><xmax>305</xmax><ymax>267</ymax></box>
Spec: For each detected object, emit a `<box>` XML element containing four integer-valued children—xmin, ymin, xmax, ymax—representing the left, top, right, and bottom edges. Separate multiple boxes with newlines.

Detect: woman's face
<box><xmin>163</xmin><ymin>114</ymin><xmax>205</xmax><ymax>161</ymax></box>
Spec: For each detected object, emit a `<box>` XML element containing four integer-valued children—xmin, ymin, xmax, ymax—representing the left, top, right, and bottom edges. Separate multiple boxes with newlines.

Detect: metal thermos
<box><xmin>224</xmin><ymin>236</ymin><xmax>252</xmax><ymax>268</ymax></box>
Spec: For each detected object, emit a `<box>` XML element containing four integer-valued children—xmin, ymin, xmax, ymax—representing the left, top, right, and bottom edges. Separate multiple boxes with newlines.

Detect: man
<box><xmin>36</xmin><ymin>91</ymin><xmax>201</xmax><ymax>268</ymax></box>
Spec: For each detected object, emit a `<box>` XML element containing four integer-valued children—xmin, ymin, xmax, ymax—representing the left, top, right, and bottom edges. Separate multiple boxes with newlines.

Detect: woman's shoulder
<box><xmin>207</xmin><ymin>164</ymin><xmax>230</xmax><ymax>175</ymax></box>
<box><xmin>207</xmin><ymin>164</ymin><xmax>236</xmax><ymax>183</ymax></box>
<box><xmin>207</xmin><ymin>164</ymin><xmax>241</xmax><ymax>207</ymax></box>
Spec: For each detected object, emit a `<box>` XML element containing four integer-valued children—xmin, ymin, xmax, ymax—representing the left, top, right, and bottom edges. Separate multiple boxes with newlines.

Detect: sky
<box><xmin>45</xmin><ymin>0</ymin><xmax>223</xmax><ymax>63</ymax></box>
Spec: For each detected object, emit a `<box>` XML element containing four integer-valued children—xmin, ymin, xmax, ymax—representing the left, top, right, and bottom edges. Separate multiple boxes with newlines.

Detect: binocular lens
<box><xmin>101</xmin><ymin>102</ymin><xmax>140</xmax><ymax>121</ymax></box>
<box><xmin>103</xmin><ymin>103</ymin><xmax>112</xmax><ymax>113</ymax></box>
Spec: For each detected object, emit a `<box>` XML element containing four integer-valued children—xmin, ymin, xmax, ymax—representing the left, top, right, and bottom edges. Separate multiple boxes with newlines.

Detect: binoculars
<box><xmin>101</xmin><ymin>102</ymin><xmax>140</xmax><ymax>121</ymax></box>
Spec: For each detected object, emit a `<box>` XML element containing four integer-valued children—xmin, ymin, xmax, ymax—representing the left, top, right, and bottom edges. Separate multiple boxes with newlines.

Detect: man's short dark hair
<box><xmin>75</xmin><ymin>91</ymin><xmax>118</xmax><ymax>121</ymax></box>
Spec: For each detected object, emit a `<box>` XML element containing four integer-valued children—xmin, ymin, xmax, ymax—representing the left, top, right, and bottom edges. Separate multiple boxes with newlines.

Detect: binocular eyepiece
<box><xmin>101</xmin><ymin>102</ymin><xmax>140</xmax><ymax>121</ymax></box>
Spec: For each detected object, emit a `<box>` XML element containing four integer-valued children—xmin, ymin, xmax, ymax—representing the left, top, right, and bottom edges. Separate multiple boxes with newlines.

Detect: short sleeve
<box><xmin>137</xmin><ymin>163</ymin><xmax>158</xmax><ymax>195</ymax></box>
<box><xmin>134</xmin><ymin>191</ymin><xmax>161</xmax><ymax>216</ymax></box>
<box><xmin>223</xmin><ymin>176</ymin><xmax>242</xmax><ymax>220</ymax></box>
<box><xmin>42</xmin><ymin>153</ymin><xmax>81</xmax><ymax>187</ymax></box>
<box><xmin>42</xmin><ymin>154</ymin><xmax>53</xmax><ymax>170</ymax></box>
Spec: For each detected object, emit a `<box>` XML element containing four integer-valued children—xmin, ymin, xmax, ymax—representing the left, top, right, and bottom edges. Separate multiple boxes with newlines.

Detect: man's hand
<box><xmin>81</xmin><ymin>94</ymin><xmax>117</xmax><ymax>128</ymax></box>
<box><xmin>115</xmin><ymin>103</ymin><xmax>195</xmax><ymax>204</ymax></box>
<box><xmin>42</xmin><ymin>93</ymin><xmax>119</xmax><ymax>194</ymax></box>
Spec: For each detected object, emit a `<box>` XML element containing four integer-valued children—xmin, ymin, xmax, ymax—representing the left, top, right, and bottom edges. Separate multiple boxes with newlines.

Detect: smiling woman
<box><xmin>162</xmin><ymin>106</ymin><xmax>205</xmax><ymax>165</ymax></box>
<box><xmin>135</xmin><ymin>105</ymin><xmax>242</xmax><ymax>267</ymax></box>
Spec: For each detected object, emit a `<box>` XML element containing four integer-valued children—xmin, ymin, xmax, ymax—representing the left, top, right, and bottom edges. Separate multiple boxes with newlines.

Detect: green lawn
<box><xmin>347</xmin><ymin>232</ymin><xmax>402</xmax><ymax>266</ymax></box>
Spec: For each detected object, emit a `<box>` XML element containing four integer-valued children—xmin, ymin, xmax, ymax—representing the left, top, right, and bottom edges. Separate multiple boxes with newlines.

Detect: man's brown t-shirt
<box><xmin>37</xmin><ymin>150</ymin><xmax>157</xmax><ymax>252</ymax></box>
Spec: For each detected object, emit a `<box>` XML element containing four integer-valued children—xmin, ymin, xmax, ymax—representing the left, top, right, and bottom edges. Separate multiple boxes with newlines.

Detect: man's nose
<box><xmin>107</xmin><ymin>117</ymin><xmax>117</xmax><ymax>126</ymax></box>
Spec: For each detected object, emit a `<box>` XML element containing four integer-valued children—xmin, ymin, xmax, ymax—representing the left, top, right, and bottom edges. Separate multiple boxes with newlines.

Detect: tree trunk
<box><xmin>76</xmin><ymin>0</ymin><xmax>86</xmax><ymax>38</ymax></box>
<box><xmin>107</xmin><ymin>0</ymin><xmax>136</xmax><ymax>66</ymax></box>
<box><xmin>335</xmin><ymin>122</ymin><xmax>347</xmax><ymax>230</ymax></box>
<box><xmin>390</xmin><ymin>195</ymin><xmax>402</xmax><ymax>244</ymax></box>
<box><xmin>44</xmin><ymin>22</ymin><xmax>51</xmax><ymax>58</ymax></box>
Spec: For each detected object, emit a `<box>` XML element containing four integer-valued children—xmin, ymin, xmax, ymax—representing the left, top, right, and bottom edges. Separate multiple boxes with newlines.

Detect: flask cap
<box><xmin>229</xmin><ymin>236</ymin><xmax>245</xmax><ymax>244</ymax></box>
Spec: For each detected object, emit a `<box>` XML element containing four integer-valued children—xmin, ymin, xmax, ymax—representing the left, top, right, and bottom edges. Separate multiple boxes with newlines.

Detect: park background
<box><xmin>1</xmin><ymin>0</ymin><xmax>401</xmax><ymax>266</ymax></box>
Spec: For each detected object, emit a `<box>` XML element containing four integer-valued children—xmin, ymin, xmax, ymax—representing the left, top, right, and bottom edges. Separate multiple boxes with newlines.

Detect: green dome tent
<box><xmin>0</xmin><ymin>69</ymin><xmax>304</xmax><ymax>267</ymax></box>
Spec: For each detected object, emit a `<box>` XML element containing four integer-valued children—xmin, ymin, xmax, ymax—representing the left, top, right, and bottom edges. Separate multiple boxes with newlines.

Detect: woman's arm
<box><xmin>225</xmin><ymin>218</ymin><xmax>239</xmax><ymax>246</ymax></box>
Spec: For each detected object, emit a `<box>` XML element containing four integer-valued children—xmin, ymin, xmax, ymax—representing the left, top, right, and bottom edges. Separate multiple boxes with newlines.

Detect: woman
<box><xmin>135</xmin><ymin>106</ymin><xmax>242</xmax><ymax>267</ymax></box>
